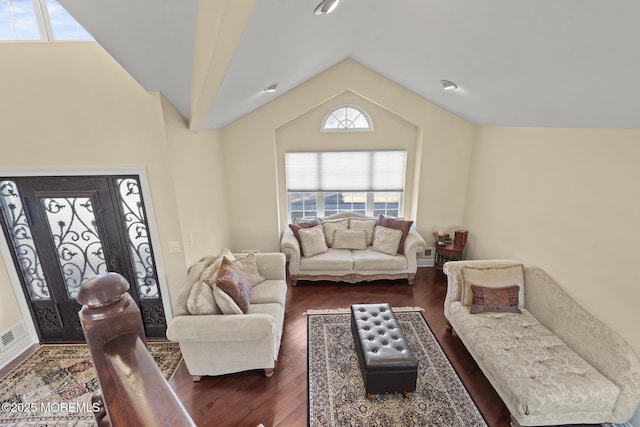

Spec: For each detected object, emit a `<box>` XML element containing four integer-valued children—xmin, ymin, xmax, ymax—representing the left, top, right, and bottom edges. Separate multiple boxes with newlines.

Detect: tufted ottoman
<box><xmin>350</xmin><ymin>303</ymin><xmax>418</xmax><ymax>400</ymax></box>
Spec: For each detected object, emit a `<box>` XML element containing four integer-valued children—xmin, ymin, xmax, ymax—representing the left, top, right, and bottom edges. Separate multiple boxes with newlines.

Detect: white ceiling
<box><xmin>59</xmin><ymin>0</ymin><xmax>640</xmax><ymax>131</ymax></box>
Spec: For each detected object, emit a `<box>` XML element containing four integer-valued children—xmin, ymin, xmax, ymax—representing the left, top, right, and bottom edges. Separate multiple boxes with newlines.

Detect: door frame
<box><xmin>0</xmin><ymin>166</ymin><xmax>174</xmax><ymax>348</ymax></box>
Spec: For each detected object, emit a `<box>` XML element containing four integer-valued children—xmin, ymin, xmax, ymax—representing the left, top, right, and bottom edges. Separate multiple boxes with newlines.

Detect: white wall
<box><xmin>163</xmin><ymin>96</ymin><xmax>231</xmax><ymax>266</ymax></box>
<box><xmin>464</xmin><ymin>126</ymin><xmax>640</xmax><ymax>358</ymax></box>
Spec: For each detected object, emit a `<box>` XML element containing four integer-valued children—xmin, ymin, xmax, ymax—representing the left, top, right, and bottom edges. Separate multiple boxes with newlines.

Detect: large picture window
<box><xmin>285</xmin><ymin>150</ymin><xmax>406</xmax><ymax>220</ymax></box>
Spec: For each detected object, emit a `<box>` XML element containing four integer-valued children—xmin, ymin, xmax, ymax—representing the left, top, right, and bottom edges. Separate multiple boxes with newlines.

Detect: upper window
<box><xmin>321</xmin><ymin>105</ymin><xmax>372</xmax><ymax>132</ymax></box>
<box><xmin>0</xmin><ymin>0</ymin><xmax>93</xmax><ymax>41</ymax></box>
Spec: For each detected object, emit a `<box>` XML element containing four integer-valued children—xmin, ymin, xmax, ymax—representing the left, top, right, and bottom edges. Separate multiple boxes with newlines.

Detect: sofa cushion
<box><xmin>215</xmin><ymin>257</ymin><xmax>252</xmax><ymax>314</ymax></box>
<box><xmin>250</xmin><ymin>279</ymin><xmax>288</xmax><ymax>307</ymax></box>
<box><xmin>377</xmin><ymin>215</ymin><xmax>413</xmax><ymax>254</ymax></box>
<box><xmin>371</xmin><ymin>225</ymin><xmax>403</xmax><ymax>256</ymax></box>
<box><xmin>348</xmin><ymin>217</ymin><xmax>378</xmax><ymax>246</ymax></box>
<box><xmin>462</xmin><ymin>264</ymin><xmax>525</xmax><ymax>307</ymax></box>
<box><xmin>469</xmin><ymin>284</ymin><xmax>522</xmax><ymax>314</ymax></box>
<box><xmin>352</xmin><ymin>249</ymin><xmax>407</xmax><ymax>270</ymax></box>
<box><xmin>186</xmin><ymin>281</ymin><xmax>220</xmax><ymax>315</ymax></box>
<box><xmin>448</xmin><ymin>302</ymin><xmax>620</xmax><ymax>421</ymax></box>
<box><xmin>233</xmin><ymin>252</ymin><xmax>266</xmax><ymax>287</ymax></box>
<box><xmin>298</xmin><ymin>225</ymin><xmax>329</xmax><ymax>257</ymax></box>
<box><xmin>332</xmin><ymin>229</ymin><xmax>367</xmax><ymax>250</ymax></box>
<box><xmin>321</xmin><ymin>218</ymin><xmax>349</xmax><ymax>247</ymax></box>
<box><xmin>299</xmin><ymin>248</ymin><xmax>353</xmax><ymax>271</ymax></box>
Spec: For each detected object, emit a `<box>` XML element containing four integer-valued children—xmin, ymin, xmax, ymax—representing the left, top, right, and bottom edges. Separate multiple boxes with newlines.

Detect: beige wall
<box><xmin>163</xmin><ymin>96</ymin><xmax>231</xmax><ymax>265</ymax></box>
<box><xmin>0</xmin><ymin>42</ymin><xmax>188</xmax><ymax>331</ymax></box>
<box><xmin>222</xmin><ymin>59</ymin><xmax>475</xmax><ymax>252</ymax></box>
<box><xmin>464</xmin><ymin>126</ymin><xmax>640</xmax><ymax>355</ymax></box>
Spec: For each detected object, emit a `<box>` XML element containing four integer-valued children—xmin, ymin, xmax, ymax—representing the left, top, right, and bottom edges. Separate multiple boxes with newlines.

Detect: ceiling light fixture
<box><xmin>264</xmin><ymin>83</ymin><xmax>277</xmax><ymax>93</ymax></box>
<box><xmin>314</xmin><ymin>0</ymin><xmax>340</xmax><ymax>15</ymax></box>
<box><xmin>440</xmin><ymin>80</ymin><xmax>458</xmax><ymax>90</ymax></box>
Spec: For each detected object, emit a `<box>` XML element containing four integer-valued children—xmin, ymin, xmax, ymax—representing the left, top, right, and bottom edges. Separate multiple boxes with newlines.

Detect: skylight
<box><xmin>0</xmin><ymin>0</ymin><xmax>93</xmax><ymax>41</ymax></box>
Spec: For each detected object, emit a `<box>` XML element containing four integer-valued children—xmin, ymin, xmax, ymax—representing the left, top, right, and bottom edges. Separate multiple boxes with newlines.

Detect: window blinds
<box><xmin>285</xmin><ymin>150</ymin><xmax>406</xmax><ymax>192</ymax></box>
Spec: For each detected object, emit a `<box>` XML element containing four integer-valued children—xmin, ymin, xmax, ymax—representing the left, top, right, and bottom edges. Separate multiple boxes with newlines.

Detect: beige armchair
<box><xmin>166</xmin><ymin>252</ymin><xmax>287</xmax><ymax>380</ymax></box>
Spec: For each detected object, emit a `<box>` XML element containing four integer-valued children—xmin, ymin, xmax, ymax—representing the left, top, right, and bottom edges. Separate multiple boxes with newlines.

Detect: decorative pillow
<box><xmin>320</xmin><ymin>218</ymin><xmax>349</xmax><ymax>247</ymax></box>
<box><xmin>199</xmin><ymin>248</ymin><xmax>235</xmax><ymax>286</ymax></box>
<box><xmin>371</xmin><ymin>226</ymin><xmax>403</xmax><ymax>256</ymax></box>
<box><xmin>469</xmin><ymin>284</ymin><xmax>522</xmax><ymax>314</ymax></box>
<box><xmin>233</xmin><ymin>252</ymin><xmax>265</xmax><ymax>287</ymax></box>
<box><xmin>461</xmin><ymin>264</ymin><xmax>525</xmax><ymax>307</ymax></box>
<box><xmin>215</xmin><ymin>257</ymin><xmax>252</xmax><ymax>314</ymax></box>
<box><xmin>332</xmin><ymin>229</ymin><xmax>367</xmax><ymax>250</ymax></box>
<box><xmin>213</xmin><ymin>286</ymin><xmax>243</xmax><ymax>315</ymax></box>
<box><xmin>348</xmin><ymin>218</ymin><xmax>378</xmax><ymax>246</ymax></box>
<box><xmin>186</xmin><ymin>281</ymin><xmax>219</xmax><ymax>315</ymax></box>
<box><xmin>377</xmin><ymin>215</ymin><xmax>413</xmax><ymax>254</ymax></box>
<box><xmin>298</xmin><ymin>225</ymin><xmax>329</xmax><ymax>257</ymax></box>
<box><xmin>289</xmin><ymin>218</ymin><xmax>322</xmax><ymax>256</ymax></box>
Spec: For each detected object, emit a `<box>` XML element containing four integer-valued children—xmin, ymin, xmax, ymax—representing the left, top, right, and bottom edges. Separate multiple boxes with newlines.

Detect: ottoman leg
<box><xmin>403</xmin><ymin>392</ymin><xmax>413</xmax><ymax>399</ymax></box>
<box><xmin>367</xmin><ymin>393</ymin><xmax>376</xmax><ymax>401</ymax></box>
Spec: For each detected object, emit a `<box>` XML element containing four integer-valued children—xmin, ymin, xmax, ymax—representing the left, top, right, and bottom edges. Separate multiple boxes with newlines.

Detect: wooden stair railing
<box><xmin>77</xmin><ymin>272</ymin><xmax>195</xmax><ymax>427</ymax></box>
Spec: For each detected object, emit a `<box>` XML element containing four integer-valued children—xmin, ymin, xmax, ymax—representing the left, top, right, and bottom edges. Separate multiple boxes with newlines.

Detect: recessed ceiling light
<box><xmin>314</xmin><ymin>0</ymin><xmax>340</xmax><ymax>15</ymax></box>
<box><xmin>264</xmin><ymin>84</ymin><xmax>277</xmax><ymax>93</ymax></box>
<box><xmin>441</xmin><ymin>80</ymin><xmax>458</xmax><ymax>90</ymax></box>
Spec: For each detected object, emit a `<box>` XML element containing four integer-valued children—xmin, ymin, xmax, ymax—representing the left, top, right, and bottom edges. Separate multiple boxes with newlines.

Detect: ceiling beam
<box><xmin>189</xmin><ymin>0</ymin><xmax>256</xmax><ymax>131</ymax></box>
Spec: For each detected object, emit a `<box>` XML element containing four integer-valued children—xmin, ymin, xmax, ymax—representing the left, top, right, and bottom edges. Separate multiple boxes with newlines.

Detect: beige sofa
<box><xmin>280</xmin><ymin>212</ymin><xmax>427</xmax><ymax>285</ymax></box>
<box><xmin>166</xmin><ymin>252</ymin><xmax>287</xmax><ymax>380</ymax></box>
<box><xmin>443</xmin><ymin>260</ymin><xmax>640</xmax><ymax>426</ymax></box>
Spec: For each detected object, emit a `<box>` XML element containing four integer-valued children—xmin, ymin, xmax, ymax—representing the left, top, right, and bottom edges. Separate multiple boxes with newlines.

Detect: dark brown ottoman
<box><xmin>350</xmin><ymin>303</ymin><xmax>418</xmax><ymax>400</ymax></box>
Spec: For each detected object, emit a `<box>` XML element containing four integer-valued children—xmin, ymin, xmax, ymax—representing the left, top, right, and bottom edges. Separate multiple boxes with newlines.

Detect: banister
<box><xmin>78</xmin><ymin>272</ymin><xmax>195</xmax><ymax>427</ymax></box>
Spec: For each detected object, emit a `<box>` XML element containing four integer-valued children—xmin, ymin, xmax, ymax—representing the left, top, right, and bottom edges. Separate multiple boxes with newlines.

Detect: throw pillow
<box><xmin>213</xmin><ymin>285</ymin><xmax>244</xmax><ymax>315</ymax></box>
<box><xmin>298</xmin><ymin>225</ymin><xmax>329</xmax><ymax>257</ymax></box>
<box><xmin>371</xmin><ymin>225</ymin><xmax>403</xmax><ymax>256</ymax></box>
<box><xmin>215</xmin><ymin>257</ymin><xmax>252</xmax><ymax>314</ymax></box>
<box><xmin>199</xmin><ymin>248</ymin><xmax>235</xmax><ymax>286</ymax></box>
<box><xmin>320</xmin><ymin>218</ymin><xmax>349</xmax><ymax>247</ymax></box>
<box><xmin>289</xmin><ymin>218</ymin><xmax>322</xmax><ymax>256</ymax></box>
<box><xmin>233</xmin><ymin>252</ymin><xmax>266</xmax><ymax>287</ymax></box>
<box><xmin>332</xmin><ymin>229</ymin><xmax>367</xmax><ymax>250</ymax></box>
<box><xmin>186</xmin><ymin>281</ymin><xmax>219</xmax><ymax>315</ymax></box>
<box><xmin>377</xmin><ymin>215</ymin><xmax>413</xmax><ymax>254</ymax></box>
<box><xmin>348</xmin><ymin>218</ymin><xmax>378</xmax><ymax>246</ymax></box>
<box><xmin>469</xmin><ymin>284</ymin><xmax>522</xmax><ymax>314</ymax></box>
<box><xmin>461</xmin><ymin>264</ymin><xmax>525</xmax><ymax>307</ymax></box>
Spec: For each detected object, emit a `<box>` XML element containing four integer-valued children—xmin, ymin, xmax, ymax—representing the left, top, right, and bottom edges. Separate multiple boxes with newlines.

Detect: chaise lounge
<box><xmin>443</xmin><ymin>260</ymin><xmax>640</xmax><ymax>426</ymax></box>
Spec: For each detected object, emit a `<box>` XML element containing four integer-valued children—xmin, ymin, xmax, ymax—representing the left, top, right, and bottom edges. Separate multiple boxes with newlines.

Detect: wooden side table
<box><xmin>434</xmin><ymin>243</ymin><xmax>465</xmax><ymax>271</ymax></box>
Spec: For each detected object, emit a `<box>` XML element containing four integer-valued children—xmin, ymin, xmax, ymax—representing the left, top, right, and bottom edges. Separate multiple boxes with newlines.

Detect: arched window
<box><xmin>321</xmin><ymin>105</ymin><xmax>372</xmax><ymax>131</ymax></box>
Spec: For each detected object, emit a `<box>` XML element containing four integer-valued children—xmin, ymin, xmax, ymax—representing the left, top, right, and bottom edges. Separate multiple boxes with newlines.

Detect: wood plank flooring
<box><xmin>1</xmin><ymin>266</ymin><xmax>607</xmax><ymax>426</ymax></box>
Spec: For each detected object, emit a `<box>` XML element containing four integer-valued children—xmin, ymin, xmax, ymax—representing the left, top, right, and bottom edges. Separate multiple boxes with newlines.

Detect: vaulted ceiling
<box><xmin>59</xmin><ymin>0</ymin><xmax>640</xmax><ymax>131</ymax></box>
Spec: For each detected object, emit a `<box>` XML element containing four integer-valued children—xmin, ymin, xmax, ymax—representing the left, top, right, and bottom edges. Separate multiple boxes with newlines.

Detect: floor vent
<box><xmin>0</xmin><ymin>322</ymin><xmax>26</xmax><ymax>353</ymax></box>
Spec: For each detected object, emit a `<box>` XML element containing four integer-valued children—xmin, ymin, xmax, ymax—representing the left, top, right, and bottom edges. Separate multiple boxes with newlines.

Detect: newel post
<box><xmin>77</xmin><ymin>273</ymin><xmax>146</xmax><ymax>427</ymax></box>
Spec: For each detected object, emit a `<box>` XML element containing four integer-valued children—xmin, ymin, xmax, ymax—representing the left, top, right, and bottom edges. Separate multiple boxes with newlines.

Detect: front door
<box><xmin>0</xmin><ymin>176</ymin><xmax>166</xmax><ymax>342</ymax></box>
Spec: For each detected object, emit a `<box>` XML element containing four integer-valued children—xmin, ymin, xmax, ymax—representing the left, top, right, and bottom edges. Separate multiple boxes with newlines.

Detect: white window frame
<box><xmin>321</xmin><ymin>104</ymin><xmax>373</xmax><ymax>132</ymax></box>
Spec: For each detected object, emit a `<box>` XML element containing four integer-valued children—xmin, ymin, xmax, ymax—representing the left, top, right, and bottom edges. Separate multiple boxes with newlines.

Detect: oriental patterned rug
<box><xmin>307</xmin><ymin>307</ymin><xmax>487</xmax><ymax>427</ymax></box>
<box><xmin>0</xmin><ymin>341</ymin><xmax>182</xmax><ymax>427</ymax></box>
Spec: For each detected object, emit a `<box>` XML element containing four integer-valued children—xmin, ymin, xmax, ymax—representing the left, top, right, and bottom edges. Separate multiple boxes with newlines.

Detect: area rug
<box><xmin>307</xmin><ymin>307</ymin><xmax>487</xmax><ymax>427</ymax></box>
<box><xmin>0</xmin><ymin>341</ymin><xmax>182</xmax><ymax>427</ymax></box>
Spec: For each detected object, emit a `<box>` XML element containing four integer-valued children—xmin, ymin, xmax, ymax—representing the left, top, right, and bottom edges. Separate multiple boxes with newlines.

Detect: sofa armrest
<box><xmin>280</xmin><ymin>227</ymin><xmax>300</xmax><ymax>275</ymax></box>
<box><xmin>166</xmin><ymin>313</ymin><xmax>274</xmax><ymax>342</ymax></box>
<box><xmin>254</xmin><ymin>252</ymin><xmax>286</xmax><ymax>280</ymax></box>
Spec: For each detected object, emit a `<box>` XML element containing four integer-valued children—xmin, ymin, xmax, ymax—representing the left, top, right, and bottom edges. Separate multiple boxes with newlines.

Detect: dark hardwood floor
<box><xmin>1</xmin><ymin>267</ymin><xmax>512</xmax><ymax>426</ymax></box>
<box><xmin>170</xmin><ymin>266</ymin><xmax>512</xmax><ymax>427</ymax></box>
